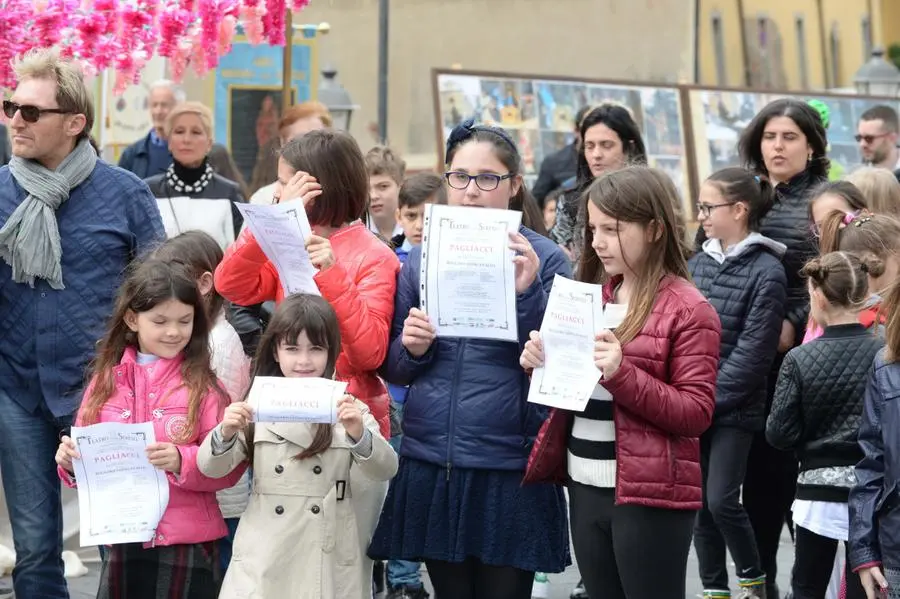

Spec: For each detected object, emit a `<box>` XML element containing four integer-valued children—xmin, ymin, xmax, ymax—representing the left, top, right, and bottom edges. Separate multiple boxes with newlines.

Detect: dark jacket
<box><xmin>0</xmin><ymin>162</ymin><xmax>165</xmax><ymax>417</ymax></box>
<box><xmin>696</xmin><ymin>170</ymin><xmax>823</xmax><ymax>345</ymax></box>
<box><xmin>118</xmin><ymin>131</ymin><xmax>172</xmax><ymax>180</ymax></box>
<box><xmin>688</xmin><ymin>233</ymin><xmax>787</xmax><ymax>430</ymax></box>
<box><xmin>767</xmin><ymin>324</ymin><xmax>884</xmax><ymax>502</ymax></box>
<box><xmin>0</xmin><ymin>124</ymin><xmax>9</xmax><ymax>166</ymax></box>
<box><xmin>849</xmin><ymin>350</ymin><xmax>900</xmax><ymax>571</ymax></box>
<box><xmin>524</xmin><ymin>275</ymin><xmax>721</xmax><ymax>510</ymax></box>
<box><xmin>144</xmin><ymin>171</ymin><xmax>245</xmax><ymax>236</ymax></box>
<box><xmin>532</xmin><ymin>143</ymin><xmax>577</xmax><ymax>205</ymax></box>
<box><xmin>383</xmin><ymin>227</ymin><xmax>572</xmax><ymax>471</ymax></box>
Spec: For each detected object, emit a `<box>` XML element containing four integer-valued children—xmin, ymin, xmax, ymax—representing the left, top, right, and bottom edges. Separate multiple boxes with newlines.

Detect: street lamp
<box><xmin>317</xmin><ymin>67</ymin><xmax>358</xmax><ymax>130</ymax></box>
<box><xmin>853</xmin><ymin>47</ymin><xmax>900</xmax><ymax>96</ymax></box>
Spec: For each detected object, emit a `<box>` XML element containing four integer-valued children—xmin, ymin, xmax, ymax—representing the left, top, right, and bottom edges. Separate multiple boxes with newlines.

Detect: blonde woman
<box><xmin>846</xmin><ymin>167</ymin><xmax>900</xmax><ymax>218</ymax></box>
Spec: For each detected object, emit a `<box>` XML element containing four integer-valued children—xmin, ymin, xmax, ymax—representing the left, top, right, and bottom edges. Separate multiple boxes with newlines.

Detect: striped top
<box><xmin>568</xmin><ymin>384</ymin><xmax>616</xmax><ymax>488</ymax></box>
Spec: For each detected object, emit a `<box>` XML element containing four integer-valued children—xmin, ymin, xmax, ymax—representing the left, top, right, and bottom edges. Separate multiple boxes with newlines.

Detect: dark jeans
<box><xmin>744</xmin><ymin>356</ymin><xmax>798</xmax><ymax>598</ymax></box>
<box><xmin>218</xmin><ymin>518</ymin><xmax>240</xmax><ymax>573</ymax></box>
<box><xmin>792</xmin><ymin>526</ymin><xmax>865</xmax><ymax>599</ymax></box>
<box><xmin>694</xmin><ymin>425</ymin><xmax>762</xmax><ymax>589</ymax></box>
<box><xmin>569</xmin><ymin>482</ymin><xmax>695</xmax><ymax>599</ymax></box>
<box><xmin>0</xmin><ymin>389</ymin><xmax>71</xmax><ymax>598</ymax></box>
<box><xmin>425</xmin><ymin>557</ymin><xmax>533</xmax><ymax>599</ymax></box>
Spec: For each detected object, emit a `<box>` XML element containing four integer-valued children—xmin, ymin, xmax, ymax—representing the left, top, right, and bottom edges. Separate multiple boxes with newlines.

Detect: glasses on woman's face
<box><xmin>445</xmin><ymin>171</ymin><xmax>513</xmax><ymax>192</ymax></box>
<box><xmin>695</xmin><ymin>202</ymin><xmax>735</xmax><ymax>218</ymax></box>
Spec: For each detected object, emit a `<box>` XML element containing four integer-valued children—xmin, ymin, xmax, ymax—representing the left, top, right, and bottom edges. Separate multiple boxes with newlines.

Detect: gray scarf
<box><xmin>0</xmin><ymin>138</ymin><xmax>97</xmax><ymax>289</ymax></box>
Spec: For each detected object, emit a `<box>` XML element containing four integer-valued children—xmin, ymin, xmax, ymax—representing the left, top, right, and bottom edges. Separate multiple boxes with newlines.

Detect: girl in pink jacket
<box><xmin>55</xmin><ymin>259</ymin><xmax>242</xmax><ymax>599</ymax></box>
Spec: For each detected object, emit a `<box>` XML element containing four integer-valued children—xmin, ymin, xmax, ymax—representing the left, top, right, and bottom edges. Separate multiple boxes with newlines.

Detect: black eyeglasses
<box><xmin>445</xmin><ymin>171</ymin><xmax>514</xmax><ymax>192</ymax></box>
<box><xmin>696</xmin><ymin>202</ymin><xmax>736</xmax><ymax>217</ymax></box>
<box><xmin>2</xmin><ymin>100</ymin><xmax>71</xmax><ymax>123</ymax></box>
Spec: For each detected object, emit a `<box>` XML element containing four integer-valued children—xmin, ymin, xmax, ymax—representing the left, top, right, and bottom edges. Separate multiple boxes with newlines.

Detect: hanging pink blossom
<box><xmin>0</xmin><ymin>0</ymin><xmax>315</xmax><ymax>92</ymax></box>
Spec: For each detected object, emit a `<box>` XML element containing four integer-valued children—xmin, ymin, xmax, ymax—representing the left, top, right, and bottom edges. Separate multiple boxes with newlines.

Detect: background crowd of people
<box><xmin>3</xmin><ymin>45</ymin><xmax>900</xmax><ymax>599</ymax></box>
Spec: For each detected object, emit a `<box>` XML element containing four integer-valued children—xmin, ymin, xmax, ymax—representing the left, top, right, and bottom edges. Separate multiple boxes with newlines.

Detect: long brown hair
<box><xmin>81</xmin><ymin>260</ymin><xmax>221</xmax><ymax>442</ymax></box>
<box><xmin>577</xmin><ymin>166</ymin><xmax>690</xmax><ymax>344</ymax></box>
<box><xmin>151</xmin><ymin>231</ymin><xmax>225</xmax><ymax>322</ymax></box>
<box><xmin>245</xmin><ymin>294</ymin><xmax>342</xmax><ymax>461</ymax></box>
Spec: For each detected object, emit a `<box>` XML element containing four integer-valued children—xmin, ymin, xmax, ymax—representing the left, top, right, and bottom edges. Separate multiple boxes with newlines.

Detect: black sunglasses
<box><xmin>2</xmin><ymin>100</ymin><xmax>71</xmax><ymax>123</ymax></box>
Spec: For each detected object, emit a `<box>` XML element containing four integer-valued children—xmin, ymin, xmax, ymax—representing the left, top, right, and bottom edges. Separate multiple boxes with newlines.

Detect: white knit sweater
<box><xmin>209</xmin><ymin>314</ymin><xmax>252</xmax><ymax>519</ymax></box>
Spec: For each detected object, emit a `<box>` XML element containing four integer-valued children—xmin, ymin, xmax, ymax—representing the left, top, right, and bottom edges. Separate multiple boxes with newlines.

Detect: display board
<box><xmin>433</xmin><ymin>69</ymin><xmax>693</xmax><ymax>216</ymax></box>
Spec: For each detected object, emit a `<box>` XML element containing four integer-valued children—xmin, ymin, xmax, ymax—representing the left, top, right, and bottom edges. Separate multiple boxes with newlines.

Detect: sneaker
<box><xmin>737</xmin><ymin>575</ymin><xmax>767</xmax><ymax>599</ymax></box>
<box><xmin>570</xmin><ymin>580</ymin><xmax>588</xmax><ymax>599</ymax></box>
<box><xmin>386</xmin><ymin>587</ymin><xmax>429</xmax><ymax>599</ymax></box>
<box><xmin>703</xmin><ymin>589</ymin><xmax>732</xmax><ymax>599</ymax></box>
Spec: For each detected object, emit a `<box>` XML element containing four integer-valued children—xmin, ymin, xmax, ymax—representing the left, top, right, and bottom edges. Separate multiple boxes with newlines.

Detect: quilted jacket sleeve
<box><xmin>382</xmin><ymin>248</ymin><xmax>436</xmax><ymax>386</ymax></box>
<box><xmin>314</xmin><ymin>246</ymin><xmax>399</xmax><ymax>373</ymax></box>
<box><xmin>849</xmin><ymin>358</ymin><xmax>887</xmax><ymax>571</ymax></box>
<box><xmin>171</xmin><ymin>388</ymin><xmax>245</xmax><ymax>492</ymax></box>
<box><xmin>716</xmin><ymin>264</ymin><xmax>787</xmax><ymax>415</ymax></box>
<box><xmin>765</xmin><ymin>352</ymin><xmax>804</xmax><ymax>450</ymax></box>
<box><xmin>602</xmin><ymin>300</ymin><xmax>719</xmax><ymax>437</ymax></box>
<box><xmin>214</xmin><ymin>227</ymin><xmax>281</xmax><ymax>306</ymax></box>
<box><xmin>126</xmin><ymin>180</ymin><xmax>166</xmax><ymax>259</ymax></box>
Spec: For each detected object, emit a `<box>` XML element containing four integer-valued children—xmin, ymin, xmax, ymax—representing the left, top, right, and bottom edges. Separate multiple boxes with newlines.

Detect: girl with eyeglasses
<box><xmin>695</xmin><ymin>99</ymin><xmax>829</xmax><ymax>599</ymax></box>
<box><xmin>689</xmin><ymin>167</ymin><xmax>787</xmax><ymax>599</ymax></box>
<box><xmin>368</xmin><ymin>120</ymin><xmax>572</xmax><ymax>599</ymax></box>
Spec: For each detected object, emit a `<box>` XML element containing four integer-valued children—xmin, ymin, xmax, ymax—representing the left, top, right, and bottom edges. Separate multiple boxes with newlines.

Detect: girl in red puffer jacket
<box><xmin>520</xmin><ymin>165</ymin><xmax>721</xmax><ymax>599</ymax></box>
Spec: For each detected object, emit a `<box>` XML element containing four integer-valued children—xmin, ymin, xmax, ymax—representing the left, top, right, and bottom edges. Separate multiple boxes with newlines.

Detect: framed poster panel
<box><xmin>687</xmin><ymin>88</ymin><xmax>900</xmax><ymax>183</ymax></box>
<box><xmin>433</xmin><ymin>69</ymin><xmax>695</xmax><ymax>218</ymax></box>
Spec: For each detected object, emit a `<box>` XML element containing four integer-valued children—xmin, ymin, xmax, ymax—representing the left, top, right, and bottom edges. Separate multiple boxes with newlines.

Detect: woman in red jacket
<box><xmin>519</xmin><ymin>166</ymin><xmax>721</xmax><ymax>599</ymax></box>
<box><xmin>215</xmin><ymin>130</ymin><xmax>399</xmax><ymax>438</ymax></box>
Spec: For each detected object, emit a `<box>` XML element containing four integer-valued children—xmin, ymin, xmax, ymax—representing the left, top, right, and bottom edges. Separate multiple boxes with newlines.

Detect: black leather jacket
<box><xmin>850</xmin><ymin>350</ymin><xmax>900</xmax><ymax>571</ymax></box>
<box><xmin>767</xmin><ymin>324</ymin><xmax>884</xmax><ymax>502</ymax></box>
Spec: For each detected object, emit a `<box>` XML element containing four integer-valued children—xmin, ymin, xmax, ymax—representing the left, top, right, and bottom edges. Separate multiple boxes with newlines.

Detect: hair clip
<box><xmin>853</xmin><ymin>216</ymin><xmax>873</xmax><ymax>227</ymax></box>
<box><xmin>843</xmin><ymin>211</ymin><xmax>858</xmax><ymax>225</ymax></box>
<box><xmin>754</xmin><ymin>175</ymin><xmax>761</xmax><ymax>183</ymax></box>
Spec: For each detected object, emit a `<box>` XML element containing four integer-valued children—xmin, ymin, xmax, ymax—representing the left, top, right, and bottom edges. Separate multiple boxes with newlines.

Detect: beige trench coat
<box><xmin>197</xmin><ymin>404</ymin><xmax>398</xmax><ymax>599</ymax></box>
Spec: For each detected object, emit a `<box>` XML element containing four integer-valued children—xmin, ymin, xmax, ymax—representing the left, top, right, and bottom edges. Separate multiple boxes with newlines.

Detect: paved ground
<box><xmin>6</xmin><ymin>530</ymin><xmax>794</xmax><ymax>599</ymax></box>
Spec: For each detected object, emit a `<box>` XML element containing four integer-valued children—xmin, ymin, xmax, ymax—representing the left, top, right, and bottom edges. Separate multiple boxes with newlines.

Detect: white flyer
<box><xmin>236</xmin><ymin>202</ymin><xmax>320</xmax><ymax>297</ymax></box>
<box><xmin>247</xmin><ymin>376</ymin><xmax>348</xmax><ymax>423</ymax></box>
<box><xmin>420</xmin><ymin>204</ymin><xmax>522</xmax><ymax>342</ymax></box>
<box><xmin>527</xmin><ymin>276</ymin><xmax>629</xmax><ymax>411</ymax></box>
<box><xmin>71</xmin><ymin>421</ymin><xmax>169</xmax><ymax>547</ymax></box>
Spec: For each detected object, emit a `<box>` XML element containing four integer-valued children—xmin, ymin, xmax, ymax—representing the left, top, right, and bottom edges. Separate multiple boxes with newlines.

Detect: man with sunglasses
<box><xmin>0</xmin><ymin>48</ymin><xmax>163</xmax><ymax>598</ymax></box>
<box><xmin>856</xmin><ymin>105</ymin><xmax>900</xmax><ymax>181</ymax></box>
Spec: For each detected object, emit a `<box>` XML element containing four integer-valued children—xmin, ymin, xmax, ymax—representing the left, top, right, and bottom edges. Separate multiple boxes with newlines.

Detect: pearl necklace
<box><xmin>166</xmin><ymin>162</ymin><xmax>214</xmax><ymax>195</ymax></box>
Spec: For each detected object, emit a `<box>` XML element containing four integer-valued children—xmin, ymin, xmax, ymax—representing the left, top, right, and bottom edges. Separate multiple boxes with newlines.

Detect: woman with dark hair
<box><xmin>368</xmin><ymin>120</ymin><xmax>572</xmax><ymax>599</ymax></box>
<box><xmin>551</xmin><ymin>102</ymin><xmax>647</xmax><ymax>264</ymax></box>
<box><xmin>695</xmin><ymin>97</ymin><xmax>829</xmax><ymax>599</ymax></box>
<box><xmin>213</xmin><ymin>129</ymin><xmax>401</xmax><ymax>590</ymax></box>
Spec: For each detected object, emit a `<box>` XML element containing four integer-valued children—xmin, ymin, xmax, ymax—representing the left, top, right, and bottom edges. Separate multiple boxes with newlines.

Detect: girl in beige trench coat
<box><xmin>197</xmin><ymin>294</ymin><xmax>398</xmax><ymax>599</ymax></box>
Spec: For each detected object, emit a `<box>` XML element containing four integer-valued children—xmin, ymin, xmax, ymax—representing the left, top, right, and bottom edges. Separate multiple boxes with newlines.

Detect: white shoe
<box><xmin>63</xmin><ymin>551</ymin><xmax>88</xmax><ymax>578</ymax></box>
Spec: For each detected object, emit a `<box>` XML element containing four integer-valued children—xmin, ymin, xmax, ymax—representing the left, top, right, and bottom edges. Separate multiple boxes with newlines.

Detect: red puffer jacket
<box><xmin>524</xmin><ymin>275</ymin><xmax>721</xmax><ymax>510</ymax></box>
<box><xmin>215</xmin><ymin>223</ymin><xmax>400</xmax><ymax>438</ymax></box>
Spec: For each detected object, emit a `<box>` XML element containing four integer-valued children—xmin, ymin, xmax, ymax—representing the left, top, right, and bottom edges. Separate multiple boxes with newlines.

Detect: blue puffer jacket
<box><xmin>688</xmin><ymin>233</ymin><xmax>787</xmax><ymax>431</ymax></box>
<box><xmin>382</xmin><ymin>226</ymin><xmax>572</xmax><ymax>471</ymax></box>
<box><xmin>850</xmin><ymin>351</ymin><xmax>900</xmax><ymax>572</ymax></box>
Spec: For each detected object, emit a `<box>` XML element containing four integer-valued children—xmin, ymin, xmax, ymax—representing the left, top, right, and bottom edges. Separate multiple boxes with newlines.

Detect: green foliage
<box><xmin>889</xmin><ymin>44</ymin><xmax>900</xmax><ymax>70</ymax></box>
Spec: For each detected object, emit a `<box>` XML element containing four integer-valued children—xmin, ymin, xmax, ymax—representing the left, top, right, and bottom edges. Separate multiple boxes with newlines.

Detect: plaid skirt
<box><xmin>97</xmin><ymin>542</ymin><xmax>221</xmax><ymax>599</ymax></box>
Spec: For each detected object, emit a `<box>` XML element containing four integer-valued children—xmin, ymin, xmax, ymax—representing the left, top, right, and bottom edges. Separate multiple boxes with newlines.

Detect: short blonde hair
<box><xmin>847</xmin><ymin>167</ymin><xmax>900</xmax><ymax>218</ymax></box>
<box><xmin>13</xmin><ymin>47</ymin><xmax>94</xmax><ymax>141</ymax></box>
<box><xmin>164</xmin><ymin>102</ymin><xmax>213</xmax><ymax>140</ymax></box>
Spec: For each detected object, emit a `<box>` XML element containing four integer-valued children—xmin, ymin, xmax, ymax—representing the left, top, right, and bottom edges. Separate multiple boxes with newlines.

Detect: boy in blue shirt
<box><xmin>385</xmin><ymin>172</ymin><xmax>445</xmax><ymax>599</ymax></box>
